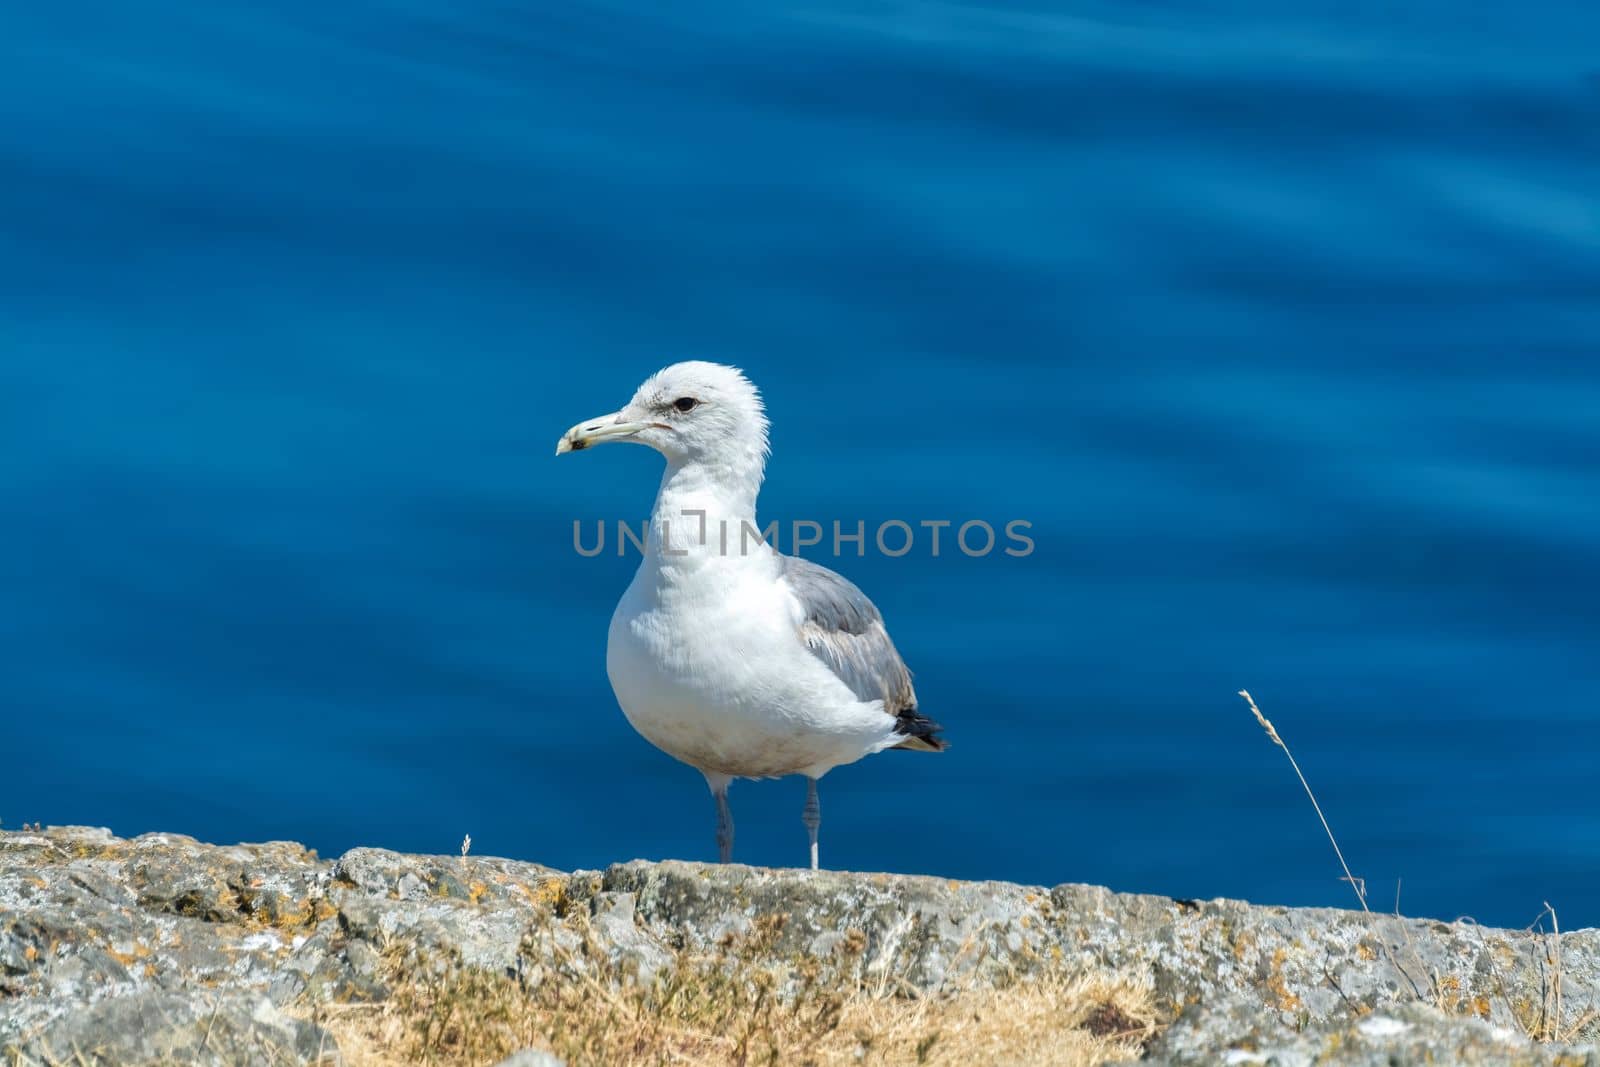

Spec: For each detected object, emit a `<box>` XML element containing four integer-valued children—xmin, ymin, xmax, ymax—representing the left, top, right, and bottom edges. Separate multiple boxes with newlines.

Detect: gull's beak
<box><xmin>556</xmin><ymin>412</ymin><xmax>651</xmax><ymax>455</ymax></box>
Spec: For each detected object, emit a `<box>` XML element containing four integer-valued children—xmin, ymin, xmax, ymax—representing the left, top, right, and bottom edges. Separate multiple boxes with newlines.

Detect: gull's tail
<box><xmin>891</xmin><ymin>708</ymin><xmax>947</xmax><ymax>753</ymax></box>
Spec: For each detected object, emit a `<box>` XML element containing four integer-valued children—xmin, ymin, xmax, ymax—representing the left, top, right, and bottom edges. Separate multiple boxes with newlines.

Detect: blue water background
<box><xmin>4</xmin><ymin>2</ymin><xmax>1598</xmax><ymax>928</ymax></box>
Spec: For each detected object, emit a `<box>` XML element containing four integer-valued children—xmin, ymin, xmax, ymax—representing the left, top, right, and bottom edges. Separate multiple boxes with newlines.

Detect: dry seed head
<box><xmin>1238</xmin><ymin>689</ymin><xmax>1284</xmax><ymax>747</ymax></box>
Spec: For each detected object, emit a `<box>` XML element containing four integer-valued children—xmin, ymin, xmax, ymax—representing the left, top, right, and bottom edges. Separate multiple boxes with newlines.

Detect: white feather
<box><xmin>596</xmin><ymin>362</ymin><xmax>905</xmax><ymax>781</ymax></box>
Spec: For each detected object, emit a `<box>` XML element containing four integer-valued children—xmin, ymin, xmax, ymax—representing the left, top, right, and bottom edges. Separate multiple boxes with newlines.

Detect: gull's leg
<box><xmin>802</xmin><ymin>776</ymin><xmax>821</xmax><ymax>871</ymax></box>
<box><xmin>715</xmin><ymin>789</ymin><xmax>734</xmax><ymax>864</ymax></box>
<box><xmin>707</xmin><ymin>774</ymin><xmax>734</xmax><ymax>864</ymax></box>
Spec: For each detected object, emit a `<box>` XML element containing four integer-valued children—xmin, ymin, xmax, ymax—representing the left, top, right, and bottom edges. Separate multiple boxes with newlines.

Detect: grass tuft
<box><xmin>316</xmin><ymin>908</ymin><xmax>1158</xmax><ymax>1066</ymax></box>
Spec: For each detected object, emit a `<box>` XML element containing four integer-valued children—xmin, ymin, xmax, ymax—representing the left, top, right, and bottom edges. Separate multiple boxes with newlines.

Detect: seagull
<box><xmin>556</xmin><ymin>362</ymin><xmax>945</xmax><ymax>870</ymax></box>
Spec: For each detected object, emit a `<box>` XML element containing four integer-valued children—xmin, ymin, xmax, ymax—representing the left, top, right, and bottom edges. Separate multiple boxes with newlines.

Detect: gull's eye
<box><xmin>673</xmin><ymin>396</ymin><xmax>699</xmax><ymax>413</ymax></box>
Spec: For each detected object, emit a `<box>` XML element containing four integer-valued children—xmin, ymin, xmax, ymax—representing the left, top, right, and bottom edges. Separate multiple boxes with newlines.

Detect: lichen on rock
<box><xmin>2</xmin><ymin>826</ymin><xmax>1596</xmax><ymax>1065</ymax></box>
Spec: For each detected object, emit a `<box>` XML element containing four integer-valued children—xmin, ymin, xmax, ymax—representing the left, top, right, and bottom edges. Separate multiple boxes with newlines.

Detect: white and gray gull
<box><xmin>556</xmin><ymin>362</ymin><xmax>945</xmax><ymax>869</ymax></box>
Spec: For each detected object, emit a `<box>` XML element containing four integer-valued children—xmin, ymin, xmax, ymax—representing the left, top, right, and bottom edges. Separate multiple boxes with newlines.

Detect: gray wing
<box><xmin>780</xmin><ymin>554</ymin><xmax>916</xmax><ymax>714</ymax></box>
<box><xmin>779</xmin><ymin>555</ymin><xmax>945</xmax><ymax>751</ymax></box>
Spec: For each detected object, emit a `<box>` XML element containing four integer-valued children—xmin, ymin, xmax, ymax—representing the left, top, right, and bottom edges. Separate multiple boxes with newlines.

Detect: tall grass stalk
<box><xmin>1238</xmin><ymin>689</ymin><xmax>1372</xmax><ymax>916</ymax></box>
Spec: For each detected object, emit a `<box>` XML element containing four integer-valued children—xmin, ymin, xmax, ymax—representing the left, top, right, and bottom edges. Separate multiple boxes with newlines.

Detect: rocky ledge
<box><xmin>1</xmin><ymin>827</ymin><xmax>1596</xmax><ymax>1065</ymax></box>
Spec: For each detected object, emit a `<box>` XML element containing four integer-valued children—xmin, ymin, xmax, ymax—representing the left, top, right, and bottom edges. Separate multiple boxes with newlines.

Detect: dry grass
<box><xmin>1523</xmin><ymin>903</ymin><xmax>1600</xmax><ymax>1043</ymax></box>
<box><xmin>310</xmin><ymin>911</ymin><xmax>1158</xmax><ymax>1067</ymax></box>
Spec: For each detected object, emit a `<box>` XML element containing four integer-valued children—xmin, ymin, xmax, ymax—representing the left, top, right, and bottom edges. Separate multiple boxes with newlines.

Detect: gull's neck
<box><xmin>646</xmin><ymin>458</ymin><xmax>764</xmax><ymax>564</ymax></box>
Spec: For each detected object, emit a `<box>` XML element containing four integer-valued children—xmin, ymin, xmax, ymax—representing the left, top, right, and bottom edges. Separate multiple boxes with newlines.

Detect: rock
<box><xmin>3</xmin><ymin>826</ymin><xmax>1597</xmax><ymax>1065</ymax></box>
<box><xmin>331</xmin><ymin>846</ymin><xmax>564</xmax><ymax>975</ymax></box>
<box><xmin>492</xmin><ymin>1051</ymin><xmax>567</xmax><ymax>1067</ymax></box>
<box><xmin>6</xmin><ymin>990</ymin><xmax>332</xmax><ymax>1067</ymax></box>
<box><xmin>1</xmin><ymin>827</ymin><xmax>346</xmax><ymax>1065</ymax></box>
<box><xmin>1146</xmin><ymin>1000</ymin><xmax>1600</xmax><ymax>1066</ymax></box>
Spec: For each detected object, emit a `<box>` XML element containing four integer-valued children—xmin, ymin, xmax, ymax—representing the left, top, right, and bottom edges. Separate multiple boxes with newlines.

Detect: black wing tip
<box><xmin>892</xmin><ymin>709</ymin><xmax>948</xmax><ymax>753</ymax></box>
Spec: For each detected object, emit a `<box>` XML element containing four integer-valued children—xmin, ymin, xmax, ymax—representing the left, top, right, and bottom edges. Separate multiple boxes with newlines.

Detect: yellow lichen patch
<box><xmin>1265</xmin><ymin>948</ymin><xmax>1302</xmax><ymax>1013</ymax></box>
<box><xmin>106</xmin><ymin>941</ymin><xmax>153</xmax><ymax>967</ymax></box>
<box><xmin>253</xmin><ymin>893</ymin><xmax>337</xmax><ymax>930</ymax></box>
<box><xmin>467</xmin><ymin>882</ymin><xmax>489</xmax><ymax>906</ymax></box>
<box><xmin>23</xmin><ymin>945</ymin><xmax>38</xmax><ymax>962</ymax></box>
<box><xmin>519</xmin><ymin>877</ymin><xmax>569</xmax><ymax>913</ymax></box>
<box><xmin>1356</xmin><ymin>942</ymin><xmax>1376</xmax><ymax>961</ymax></box>
<box><xmin>1472</xmin><ymin>995</ymin><xmax>1491</xmax><ymax>1020</ymax></box>
<box><xmin>1231</xmin><ymin>927</ymin><xmax>1257</xmax><ymax>963</ymax></box>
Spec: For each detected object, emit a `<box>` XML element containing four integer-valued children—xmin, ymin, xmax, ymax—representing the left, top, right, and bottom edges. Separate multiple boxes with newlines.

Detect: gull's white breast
<box><xmin>606</xmin><ymin>550</ymin><xmax>898</xmax><ymax>779</ymax></box>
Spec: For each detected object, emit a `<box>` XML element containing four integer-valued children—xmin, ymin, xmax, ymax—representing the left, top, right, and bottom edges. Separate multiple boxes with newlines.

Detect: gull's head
<box><xmin>556</xmin><ymin>361</ymin><xmax>769</xmax><ymax>478</ymax></box>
